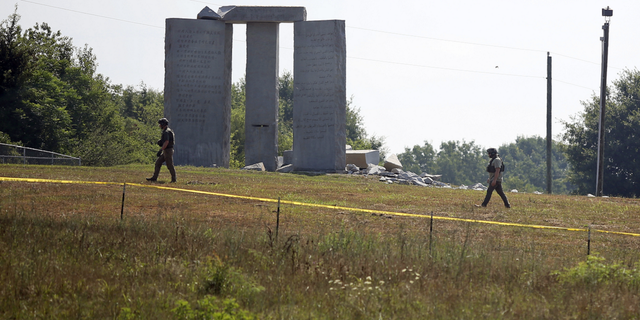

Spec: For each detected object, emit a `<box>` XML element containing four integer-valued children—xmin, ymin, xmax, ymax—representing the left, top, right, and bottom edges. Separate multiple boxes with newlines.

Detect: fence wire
<box><xmin>0</xmin><ymin>143</ymin><xmax>81</xmax><ymax>166</ymax></box>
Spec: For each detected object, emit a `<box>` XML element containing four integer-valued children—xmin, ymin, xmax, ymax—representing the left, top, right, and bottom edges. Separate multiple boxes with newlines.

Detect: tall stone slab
<box><xmin>164</xmin><ymin>18</ymin><xmax>232</xmax><ymax>167</ymax></box>
<box><xmin>293</xmin><ymin>20</ymin><xmax>346</xmax><ymax>171</ymax></box>
<box><xmin>244</xmin><ymin>23</ymin><xmax>280</xmax><ymax>171</ymax></box>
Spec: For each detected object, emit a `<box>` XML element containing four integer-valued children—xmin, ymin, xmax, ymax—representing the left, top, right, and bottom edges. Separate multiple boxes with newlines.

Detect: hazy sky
<box><xmin>3</xmin><ymin>0</ymin><xmax>638</xmax><ymax>155</ymax></box>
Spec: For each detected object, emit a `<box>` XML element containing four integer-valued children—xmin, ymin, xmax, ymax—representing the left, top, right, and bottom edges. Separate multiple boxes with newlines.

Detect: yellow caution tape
<box><xmin>2</xmin><ymin>176</ymin><xmax>639</xmax><ymax>237</ymax></box>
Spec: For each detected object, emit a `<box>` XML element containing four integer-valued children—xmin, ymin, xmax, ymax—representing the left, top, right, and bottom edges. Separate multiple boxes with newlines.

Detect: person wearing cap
<box><xmin>147</xmin><ymin>118</ymin><xmax>176</xmax><ymax>183</ymax></box>
<box><xmin>477</xmin><ymin>148</ymin><xmax>510</xmax><ymax>208</ymax></box>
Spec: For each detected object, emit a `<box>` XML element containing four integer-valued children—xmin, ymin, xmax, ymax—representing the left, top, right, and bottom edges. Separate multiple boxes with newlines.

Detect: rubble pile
<box><xmin>345</xmin><ymin>153</ymin><xmax>491</xmax><ymax>190</ymax></box>
<box><xmin>345</xmin><ymin>163</ymin><xmax>475</xmax><ymax>189</ymax></box>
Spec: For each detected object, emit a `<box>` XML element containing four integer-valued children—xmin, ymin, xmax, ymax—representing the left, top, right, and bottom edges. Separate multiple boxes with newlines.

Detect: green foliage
<box><xmin>397</xmin><ymin>140</ymin><xmax>485</xmax><ymax>185</ymax></box>
<box><xmin>435</xmin><ymin>140</ymin><xmax>485</xmax><ymax>186</ymax></box>
<box><xmin>397</xmin><ymin>141</ymin><xmax>437</xmax><ymax>175</ymax></box>
<box><xmin>345</xmin><ymin>97</ymin><xmax>386</xmax><ymax>156</ymax></box>
<box><xmin>0</xmin><ymin>10</ymin><xmax>162</xmax><ymax>166</ymax></box>
<box><xmin>562</xmin><ymin>68</ymin><xmax>640</xmax><ymax>197</ymax></box>
<box><xmin>0</xmin><ymin>131</ymin><xmax>20</xmax><ymax>145</ymax></box>
<box><xmin>398</xmin><ymin>137</ymin><xmax>574</xmax><ymax>192</ymax></box>
<box><xmin>498</xmin><ymin>136</ymin><xmax>573</xmax><ymax>193</ymax></box>
<box><xmin>554</xmin><ymin>254</ymin><xmax>640</xmax><ymax>288</ymax></box>
<box><xmin>277</xmin><ymin>72</ymin><xmax>294</xmax><ymax>155</ymax></box>
<box><xmin>172</xmin><ymin>297</ymin><xmax>256</xmax><ymax>320</ymax></box>
<box><xmin>230</xmin><ymin>79</ymin><xmax>246</xmax><ymax>168</ymax></box>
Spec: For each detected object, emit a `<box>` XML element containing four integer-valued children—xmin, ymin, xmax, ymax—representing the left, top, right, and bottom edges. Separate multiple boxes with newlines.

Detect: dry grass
<box><xmin>1</xmin><ymin>164</ymin><xmax>640</xmax><ymax>319</ymax></box>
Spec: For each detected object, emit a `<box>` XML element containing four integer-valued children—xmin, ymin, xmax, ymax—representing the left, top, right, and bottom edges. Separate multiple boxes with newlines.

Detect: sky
<box><xmin>2</xmin><ymin>0</ymin><xmax>638</xmax><ymax>156</ymax></box>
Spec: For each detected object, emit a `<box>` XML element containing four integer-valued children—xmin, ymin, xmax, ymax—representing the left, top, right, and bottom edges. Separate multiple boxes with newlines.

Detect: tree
<box><xmin>0</xmin><ymin>10</ymin><xmax>163</xmax><ymax>166</ymax></box>
<box><xmin>498</xmin><ymin>136</ymin><xmax>573</xmax><ymax>193</ymax></box>
<box><xmin>435</xmin><ymin>140</ymin><xmax>485</xmax><ymax>186</ymax></box>
<box><xmin>562</xmin><ymin>68</ymin><xmax>640</xmax><ymax>197</ymax></box>
<box><xmin>230</xmin><ymin>79</ymin><xmax>246</xmax><ymax>168</ymax></box>
<box><xmin>345</xmin><ymin>97</ymin><xmax>386</xmax><ymax>156</ymax></box>
<box><xmin>397</xmin><ymin>141</ymin><xmax>437</xmax><ymax>175</ymax></box>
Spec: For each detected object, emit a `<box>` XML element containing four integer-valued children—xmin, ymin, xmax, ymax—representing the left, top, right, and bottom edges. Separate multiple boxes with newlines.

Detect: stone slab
<box><xmin>345</xmin><ymin>150</ymin><xmax>379</xmax><ymax>168</ymax></box>
<box><xmin>384</xmin><ymin>154</ymin><xmax>403</xmax><ymax>171</ymax></box>
<box><xmin>164</xmin><ymin>18</ymin><xmax>232</xmax><ymax>167</ymax></box>
<box><xmin>244</xmin><ymin>22</ymin><xmax>279</xmax><ymax>171</ymax></box>
<box><xmin>218</xmin><ymin>6</ymin><xmax>306</xmax><ymax>23</ymax></box>
<box><xmin>276</xmin><ymin>164</ymin><xmax>294</xmax><ymax>173</ymax></box>
<box><xmin>242</xmin><ymin>162</ymin><xmax>265</xmax><ymax>171</ymax></box>
<box><xmin>293</xmin><ymin>20</ymin><xmax>346</xmax><ymax>172</ymax></box>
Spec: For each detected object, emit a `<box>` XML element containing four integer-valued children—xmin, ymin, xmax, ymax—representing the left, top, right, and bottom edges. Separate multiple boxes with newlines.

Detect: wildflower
<box><xmin>364</xmin><ymin>281</ymin><xmax>371</xmax><ymax>285</ymax></box>
<box><xmin>410</xmin><ymin>281</ymin><xmax>414</xmax><ymax>284</ymax></box>
<box><xmin>366</xmin><ymin>276</ymin><xmax>372</xmax><ymax>281</ymax></box>
<box><xmin>402</xmin><ymin>269</ymin><xmax>407</xmax><ymax>273</ymax></box>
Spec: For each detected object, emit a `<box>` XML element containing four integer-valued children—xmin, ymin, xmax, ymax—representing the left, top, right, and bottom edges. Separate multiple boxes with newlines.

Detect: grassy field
<box><xmin>1</xmin><ymin>164</ymin><xmax>640</xmax><ymax>319</ymax></box>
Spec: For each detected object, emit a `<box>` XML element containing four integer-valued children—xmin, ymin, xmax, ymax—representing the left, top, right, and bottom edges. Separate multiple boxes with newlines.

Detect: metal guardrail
<box><xmin>0</xmin><ymin>143</ymin><xmax>81</xmax><ymax>166</ymax></box>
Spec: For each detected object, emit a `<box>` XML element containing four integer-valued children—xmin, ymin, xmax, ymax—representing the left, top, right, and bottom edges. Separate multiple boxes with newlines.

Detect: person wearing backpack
<box><xmin>477</xmin><ymin>148</ymin><xmax>510</xmax><ymax>208</ymax></box>
<box><xmin>147</xmin><ymin>118</ymin><xmax>177</xmax><ymax>183</ymax></box>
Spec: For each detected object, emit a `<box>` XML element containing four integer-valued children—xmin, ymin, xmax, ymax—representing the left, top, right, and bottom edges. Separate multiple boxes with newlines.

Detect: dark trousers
<box><xmin>482</xmin><ymin>182</ymin><xmax>510</xmax><ymax>208</ymax></box>
<box><xmin>152</xmin><ymin>148</ymin><xmax>176</xmax><ymax>181</ymax></box>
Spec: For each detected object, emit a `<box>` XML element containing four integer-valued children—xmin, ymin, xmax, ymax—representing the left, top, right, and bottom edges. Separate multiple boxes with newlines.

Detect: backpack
<box><xmin>486</xmin><ymin>158</ymin><xmax>505</xmax><ymax>173</ymax></box>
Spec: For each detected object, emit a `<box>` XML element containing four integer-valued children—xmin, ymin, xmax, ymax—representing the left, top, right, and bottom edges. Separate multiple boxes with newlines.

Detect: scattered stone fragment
<box><xmin>421</xmin><ymin>173</ymin><xmax>442</xmax><ymax>181</ymax></box>
<box><xmin>366</xmin><ymin>164</ymin><xmax>386</xmax><ymax>175</ymax></box>
<box><xmin>471</xmin><ymin>183</ymin><xmax>487</xmax><ymax>190</ymax></box>
<box><xmin>242</xmin><ymin>162</ymin><xmax>266</xmax><ymax>171</ymax></box>
<box><xmin>277</xmin><ymin>164</ymin><xmax>294</xmax><ymax>173</ymax></box>
<box><xmin>346</xmin><ymin>164</ymin><xmax>360</xmax><ymax>173</ymax></box>
<box><xmin>391</xmin><ymin>168</ymin><xmax>403</xmax><ymax>174</ymax></box>
<box><xmin>383</xmin><ymin>154</ymin><xmax>403</xmax><ymax>171</ymax></box>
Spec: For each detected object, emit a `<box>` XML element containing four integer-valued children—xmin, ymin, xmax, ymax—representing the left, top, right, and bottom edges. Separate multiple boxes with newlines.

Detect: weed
<box><xmin>554</xmin><ymin>253</ymin><xmax>640</xmax><ymax>288</ymax></box>
<box><xmin>172</xmin><ymin>297</ymin><xmax>256</xmax><ymax>320</ymax></box>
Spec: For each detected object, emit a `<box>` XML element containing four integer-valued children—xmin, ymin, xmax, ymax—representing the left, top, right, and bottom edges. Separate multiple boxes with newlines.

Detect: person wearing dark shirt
<box><xmin>477</xmin><ymin>148</ymin><xmax>510</xmax><ymax>208</ymax></box>
<box><xmin>147</xmin><ymin>118</ymin><xmax>176</xmax><ymax>183</ymax></box>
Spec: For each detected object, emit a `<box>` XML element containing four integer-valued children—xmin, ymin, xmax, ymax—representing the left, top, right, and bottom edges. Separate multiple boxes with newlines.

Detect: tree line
<box><xmin>2</xmin><ymin>10</ymin><xmax>639</xmax><ymax>197</ymax></box>
<box><xmin>397</xmin><ymin>137</ymin><xmax>573</xmax><ymax>194</ymax></box>
<box><xmin>396</xmin><ymin>68</ymin><xmax>640</xmax><ymax>197</ymax></box>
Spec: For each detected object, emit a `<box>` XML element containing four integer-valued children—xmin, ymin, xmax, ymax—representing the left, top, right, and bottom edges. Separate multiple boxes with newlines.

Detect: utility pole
<box><xmin>596</xmin><ymin>6</ymin><xmax>612</xmax><ymax>197</ymax></box>
<box><xmin>546</xmin><ymin>52</ymin><xmax>552</xmax><ymax>194</ymax></box>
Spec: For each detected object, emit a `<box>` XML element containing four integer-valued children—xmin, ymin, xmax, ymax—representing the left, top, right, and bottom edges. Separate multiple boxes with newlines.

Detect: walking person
<box><xmin>477</xmin><ymin>148</ymin><xmax>510</xmax><ymax>208</ymax></box>
<box><xmin>147</xmin><ymin>118</ymin><xmax>176</xmax><ymax>183</ymax></box>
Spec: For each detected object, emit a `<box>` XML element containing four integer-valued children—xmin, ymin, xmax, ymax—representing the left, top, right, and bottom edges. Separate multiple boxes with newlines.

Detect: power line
<box><xmin>553</xmin><ymin>79</ymin><xmax>596</xmax><ymax>91</ymax></box>
<box><xmin>348</xmin><ymin>26</ymin><xmax>622</xmax><ymax>70</ymax></box>
<box><xmin>348</xmin><ymin>56</ymin><xmax>543</xmax><ymax>79</ymax></box>
<box><xmin>348</xmin><ymin>26</ymin><xmax>546</xmax><ymax>53</ymax></box>
<box><xmin>20</xmin><ymin>0</ymin><xmax>616</xmax><ymax>76</ymax></box>
<box><xmin>20</xmin><ymin>0</ymin><xmax>163</xmax><ymax>29</ymax></box>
